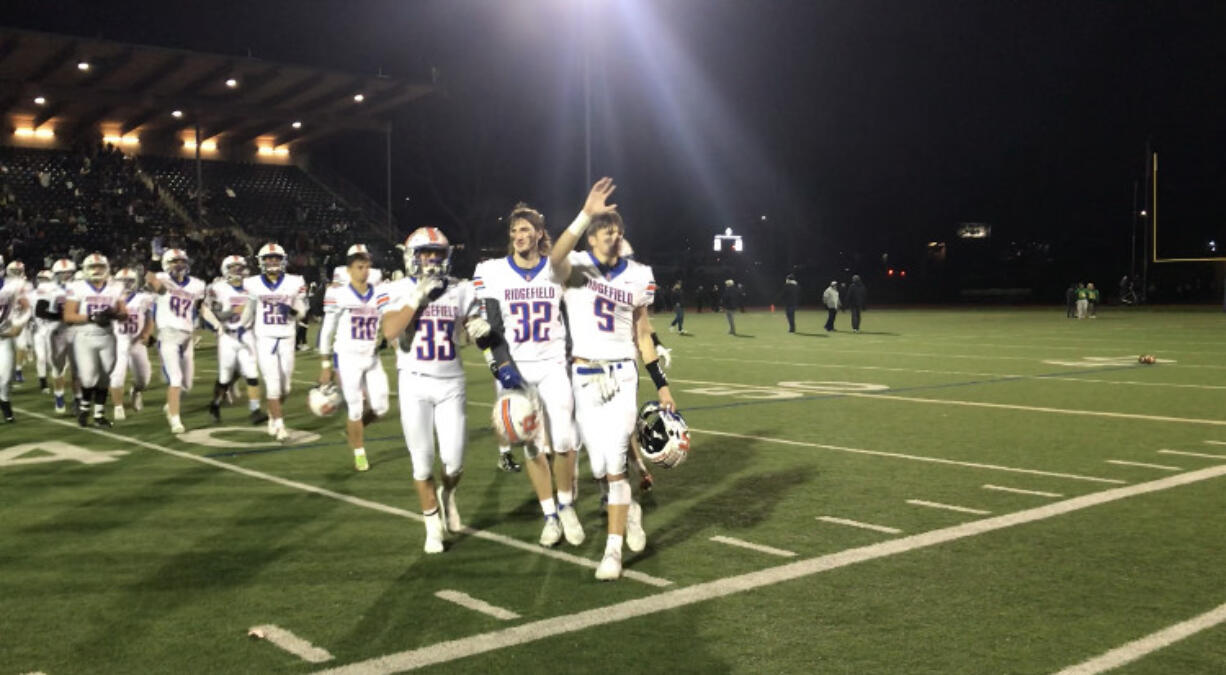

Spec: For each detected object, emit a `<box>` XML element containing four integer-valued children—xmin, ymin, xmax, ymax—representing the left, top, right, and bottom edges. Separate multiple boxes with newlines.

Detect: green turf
<box><xmin>3</xmin><ymin>306</ymin><xmax>1226</xmax><ymax>673</ymax></box>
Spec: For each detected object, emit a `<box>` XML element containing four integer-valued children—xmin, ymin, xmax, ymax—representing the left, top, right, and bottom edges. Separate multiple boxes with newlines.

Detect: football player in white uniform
<box><xmin>6</xmin><ymin>261</ymin><xmax>32</xmax><ymax>387</ymax></box>
<box><xmin>146</xmin><ymin>248</ymin><xmax>207</xmax><ymax>434</ymax></box>
<box><xmin>202</xmin><ymin>255</ymin><xmax>269</xmax><ymax>426</ymax></box>
<box><xmin>550</xmin><ymin>178</ymin><xmax>678</xmax><ymax>581</ymax></box>
<box><xmin>31</xmin><ymin>269</ymin><xmax>54</xmax><ymax>393</ymax></box>
<box><xmin>62</xmin><ymin>253</ymin><xmax>128</xmax><ymax>428</ymax></box>
<box><xmin>35</xmin><ymin>259</ymin><xmax>76</xmax><ymax>413</ymax></box>
<box><xmin>107</xmin><ymin>268</ymin><xmax>155</xmax><ymax>421</ymax></box>
<box><xmin>241</xmin><ymin>243</ymin><xmax>307</xmax><ymax>441</ymax></box>
<box><xmin>380</xmin><ymin>227</ymin><xmax>483</xmax><ymax>553</ymax></box>
<box><xmin>0</xmin><ymin>254</ymin><xmax>33</xmax><ymax>422</ymax></box>
<box><xmin>318</xmin><ymin>244</ymin><xmax>390</xmax><ymax>471</ymax></box>
<box><xmin>331</xmin><ymin>261</ymin><xmax>383</xmax><ymax>287</ymax></box>
<box><xmin>472</xmin><ymin>203</ymin><xmax>585</xmax><ymax>547</ymax></box>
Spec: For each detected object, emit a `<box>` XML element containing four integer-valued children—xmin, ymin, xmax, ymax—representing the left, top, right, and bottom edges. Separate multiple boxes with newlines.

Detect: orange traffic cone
<box><xmin>770</xmin><ymin>304</ymin><xmax>776</xmax><ymax>313</ymax></box>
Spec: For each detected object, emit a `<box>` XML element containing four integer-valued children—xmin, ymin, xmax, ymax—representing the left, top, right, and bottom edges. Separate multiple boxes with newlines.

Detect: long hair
<box><xmin>505</xmin><ymin>202</ymin><xmax>551</xmax><ymax>257</ymax></box>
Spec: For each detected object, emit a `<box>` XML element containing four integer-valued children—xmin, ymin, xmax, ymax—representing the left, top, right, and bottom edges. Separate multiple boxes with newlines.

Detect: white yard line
<box><xmin>905</xmin><ymin>499</ymin><xmax>992</xmax><ymax>515</ymax></box>
<box><xmin>13</xmin><ymin>407</ymin><xmax>673</xmax><ymax>588</ymax></box>
<box><xmin>434</xmin><ymin>590</ymin><xmax>521</xmax><ymax>621</ymax></box>
<box><xmin>1105</xmin><ymin>460</ymin><xmax>1182</xmax><ymax>472</ymax></box>
<box><xmin>1054</xmin><ymin>599</ymin><xmax>1226</xmax><ymax>675</ymax></box>
<box><xmin>1204</xmin><ymin>440</ymin><xmax>1226</xmax><ymax>447</ymax></box>
<box><xmin>249</xmin><ymin>624</ymin><xmax>334</xmax><ymax>663</ymax></box>
<box><xmin>816</xmin><ymin>516</ymin><xmax>903</xmax><ymax>535</ymax></box>
<box><xmin>981</xmin><ymin>484</ymin><xmax>1063</xmax><ymax>498</ymax></box>
<box><xmin>313</xmin><ymin>463</ymin><xmax>1226</xmax><ymax>674</ymax></box>
<box><xmin>1157</xmin><ymin>449</ymin><xmax>1226</xmax><ymax>460</ymax></box>
<box><xmin>693</xmin><ymin>427</ymin><xmax>1126</xmax><ymax>484</ymax></box>
<box><xmin>708</xmin><ymin>535</ymin><xmax>796</xmax><ymax>558</ymax></box>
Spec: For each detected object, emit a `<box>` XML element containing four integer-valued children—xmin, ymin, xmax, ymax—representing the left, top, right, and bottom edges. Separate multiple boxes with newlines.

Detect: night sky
<box><xmin>7</xmin><ymin>0</ymin><xmax>1226</xmax><ymax>279</ymax></box>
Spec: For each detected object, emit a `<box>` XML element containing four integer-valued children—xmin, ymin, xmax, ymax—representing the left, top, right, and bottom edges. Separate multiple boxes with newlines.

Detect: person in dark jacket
<box><xmin>1065</xmin><ymin>283</ymin><xmax>1076</xmax><ymax>318</ymax></box>
<box><xmin>847</xmin><ymin>274</ymin><xmax>868</xmax><ymax>333</ymax></box>
<box><xmin>781</xmin><ymin>273</ymin><xmax>799</xmax><ymax>332</ymax></box>
<box><xmin>722</xmin><ymin>279</ymin><xmax>738</xmax><ymax>334</ymax></box>
<box><xmin>695</xmin><ymin>283</ymin><xmax>707</xmax><ymax>313</ymax></box>
<box><xmin>668</xmin><ymin>281</ymin><xmax>686</xmax><ymax>333</ymax></box>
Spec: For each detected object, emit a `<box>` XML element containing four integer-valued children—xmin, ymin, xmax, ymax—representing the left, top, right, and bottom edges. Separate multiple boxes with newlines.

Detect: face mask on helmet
<box><xmin>260</xmin><ymin>254</ymin><xmax>285</xmax><ymax>274</ymax></box>
<box><xmin>116</xmin><ymin>271</ymin><xmax>137</xmax><ymax>292</ymax></box>
<box><xmin>85</xmin><ymin>263</ymin><xmax>109</xmax><ymax>282</ymax></box>
<box><xmin>223</xmin><ymin>260</ymin><xmax>246</xmax><ymax>282</ymax></box>
<box><xmin>408</xmin><ymin>247</ymin><xmax>450</xmax><ymax>278</ymax></box>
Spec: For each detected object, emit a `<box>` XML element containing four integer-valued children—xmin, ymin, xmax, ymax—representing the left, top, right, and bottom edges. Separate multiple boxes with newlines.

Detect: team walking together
<box><xmin>0</xmin><ymin>178</ymin><xmax>691</xmax><ymax>582</ymax></box>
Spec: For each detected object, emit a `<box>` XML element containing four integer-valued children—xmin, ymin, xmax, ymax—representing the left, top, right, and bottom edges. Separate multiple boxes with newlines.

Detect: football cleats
<box><xmin>51</xmin><ymin>259</ymin><xmax>76</xmax><ymax>283</ymax></box>
<box><xmin>491</xmin><ymin>390</ymin><xmax>541</xmax><ymax>446</ymax></box>
<box><xmin>82</xmin><ymin>253</ymin><xmax>110</xmax><ymax>282</ymax></box>
<box><xmin>307</xmin><ymin>384</ymin><xmax>343</xmax><ymax>417</ymax></box>
<box><xmin>403</xmin><ymin>227</ymin><xmax>452</xmax><ymax>278</ymax></box>
<box><xmin>115</xmin><ymin>268</ymin><xmax>138</xmax><ymax>292</ymax></box>
<box><xmin>257</xmin><ymin>243</ymin><xmax>286</xmax><ymax>275</ymax></box>
<box><xmin>220</xmin><ymin>255</ymin><xmax>247</xmax><ymax>283</ymax></box>
<box><xmin>6</xmin><ymin>260</ymin><xmax>26</xmax><ymax>278</ymax></box>
<box><xmin>162</xmin><ymin>249</ymin><xmax>190</xmax><ymax>279</ymax></box>
<box><xmin>635</xmin><ymin>401</ymin><xmax>691</xmax><ymax>468</ymax></box>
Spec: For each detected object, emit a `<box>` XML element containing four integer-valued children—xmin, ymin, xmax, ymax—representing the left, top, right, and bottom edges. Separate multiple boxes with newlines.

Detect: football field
<box><xmin>5</xmin><ymin>306</ymin><xmax>1226</xmax><ymax>674</ymax></box>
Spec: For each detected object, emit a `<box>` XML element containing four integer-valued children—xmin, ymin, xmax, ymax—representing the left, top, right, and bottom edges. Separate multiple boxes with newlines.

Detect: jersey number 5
<box><xmin>594</xmin><ymin>297</ymin><xmax>615</xmax><ymax>332</ymax></box>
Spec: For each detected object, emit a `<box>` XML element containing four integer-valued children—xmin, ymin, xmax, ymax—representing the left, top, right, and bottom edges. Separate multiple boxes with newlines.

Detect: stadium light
<box><xmin>103</xmin><ymin>134</ymin><xmax>139</xmax><ymax>146</ymax></box>
<box><xmin>184</xmin><ymin>139</ymin><xmax>217</xmax><ymax>152</ymax></box>
<box><xmin>77</xmin><ymin>61</ymin><xmax>91</xmax><ymax>71</ymax></box>
<box><xmin>171</xmin><ymin>110</ymin><xmax>183</xmax><ymax>118</ymax></box>
<box><xmin>291</xmin><ymin>121</ymin><xmax>302</xmax><ymax>129</ymax></box>
<box><xmin>353</xmin><ymin>93</ymin><xmax>365</xmax><ymax>103</ymax></box>
<box><xmin>225</xmin><ymin>78</ymin><xmax>239</xmax><ymax>88</ymax></box>
<box><xmin>33</xmin><ymin>96</ymin><xmax>46</xmax><ymax>105</ymax></box>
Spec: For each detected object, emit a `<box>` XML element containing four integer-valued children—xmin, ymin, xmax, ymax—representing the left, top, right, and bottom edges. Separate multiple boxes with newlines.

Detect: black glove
<box><xmin>92</xmin><ymin>307</ymin><xmax>116</xmax><ymax>329</ymax></box>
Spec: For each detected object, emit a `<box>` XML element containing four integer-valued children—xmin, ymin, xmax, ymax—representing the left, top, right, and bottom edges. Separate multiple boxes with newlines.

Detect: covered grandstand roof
<box><xmin>0</xmin><ymin>27</ymin><xmax>434</xmax><ymax>147</ymax></box>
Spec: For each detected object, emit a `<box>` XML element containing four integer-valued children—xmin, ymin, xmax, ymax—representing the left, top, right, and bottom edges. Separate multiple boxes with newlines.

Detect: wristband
<box><xmin>651</xmin><ymin>331</ymin><xmax>663</xmax><ymax>348</ymax></box>
<box><xmin>566</xmin><ymin>212</ymin><xmax>592</xmax><ymax>237</ymax></box>
<box><xmin>645</xmin><ymin>359</ymin><xmax>668</xmax><ymax>390</ymax></box>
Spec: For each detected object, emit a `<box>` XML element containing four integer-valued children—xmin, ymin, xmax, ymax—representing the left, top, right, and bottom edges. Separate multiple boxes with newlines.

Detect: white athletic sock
<box><xmin>540</xmin><ymin>498</ymin><xmax>557</xmax><ymax>517</ymax></box>
<box><xmin>169</xmin><ymin>414</ymin><xmax>182</xmax><ymax>426</ymax></box>
<box><xmin>557</xmin><ymin>490</ymin><xmax>574</xmax><ymax>507</ymax></box>
<box><xmin>499</xmin><ymin>445</ymin><xmax>511</xmax><ymax>455</ymax></box>
<box><xmin>605</xmin><ymin>534</ymin><xmax>624</xmax><ymax>555</ymax></box>
<box><xmin>354</xmin><ymin>447</ymin><xmax>366</xmax><ymax>456</ymax></box>
<box><xmin>248</xmin><ymin>399</ymin><xmax>260</xmax><ymax>411</ymax></box>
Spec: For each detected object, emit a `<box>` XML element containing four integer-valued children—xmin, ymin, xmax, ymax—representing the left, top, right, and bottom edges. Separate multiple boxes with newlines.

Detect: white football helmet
<box><xmin>6</xmin><ymin>260</ymin><xmax>25</xmax><ymax>278</ymax></box>
<box><xmin>115</xmin><ymin>267</ymin><xmax>138</xmax><ymax>292</ymax></box>
<box><xmin>491</xmin><ymin>390</ymin><xmax>541</xmax><ymax>446</ymax></box>
<box><xmin>403</xmin><ymin>227</ymin><xmax>452</xmax><ymax>278</ymax></box>
<box><xmin>36</xmin><ymin>269</ymin><xmax>53</xmax><ymax>286</ymax></box>
<box><xmin>346</xmin><ymin>243</ymin><xmax>371</xmax><ymax>259</ymax></box>
<box><xmin>161</xmin><ymin>248</ymin><xmax>190</xmax><ymax>280</ymax></box>
<box><xmin>635</xmin><ymin>401</ymin><xmax>691</xmax><ymax>469</ymax></box>
<box><xmin>82</xmin><ymin>253</ymin><xmax>110</xmax><ymax>283</ymax></box>
<box><xmin>52</xmin><ymin>258</ymin><xmax>76</xmax><ymax>283</ymax></box>
<box><xmin>307</xmin><ymin>384</ymin><xmax>343</xmax><ymax>417</ymax></box>
<box><xmin>258</xmin><ymin>243</ymin><xmax>286</xmax><ymax>275</ymax></box>
<box><xmin>220</xmin><ymin>255</ymin><xmax>247</xmax><ymax>283</ymax></box>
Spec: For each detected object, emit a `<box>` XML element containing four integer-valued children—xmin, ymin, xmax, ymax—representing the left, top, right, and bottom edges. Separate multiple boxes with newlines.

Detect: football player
<box><xmin>202</xmin><ymin>255</ymin><xmax>269</xmax><ymax>425</ymax></box>
<box><xmin>35</xmin><ymin>259</ymin><xmax>77</xmax><ymax>413</ymax></box>
<box><xmin>62</xmin><ymin>253</ymin><xmax>128</xmax><ymax>428</ymax></box>
<box><xmin>380</xmin><ymin>227</ymin><xmax>483</xmax><ymax>553</ymax></box>
<box><xmin>241</xmin><ymin>243</ymin><xmax>307</xmax><ymax>441</ymax></box>
<box><xmin>0</xmin><ymin>254</ymin><xmax>33</xmax><ymax>422</ymax></box>
<box><xmin>6</xmin><ymin>261</ymin><xmax>32</xmax><ymax>386</ymax></box>
<box><xmin>472</xmin><ymin>203</ymin><xmax>585</xmax><ymax>547</ymax></box>
<box><xmin>550</xmin><ymin>177</ymin><xmax>678</xmax><ymax>581</ymax></box>
<box><xmin>318</xmin><ymin>244</ymin><xmax>390</xmax><ymax>471</ymax></box>
<box><xmin>31</xmin><ymin>269</ymin><xmax>54</xmax><ymax>393</ymax></box>
<box><xmin>146</xmin><ymin>249</ymin><xmax>207</xmax><ymax>434</ymax></box>
<box><xmin>107</xmin><ymin>268</ymin><xmax>155</xmax><ymax>421</ymax></box>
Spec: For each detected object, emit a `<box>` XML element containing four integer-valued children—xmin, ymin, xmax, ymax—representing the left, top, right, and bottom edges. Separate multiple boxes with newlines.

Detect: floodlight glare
<box><xmin>353</xmin><ymin>93</ymin><xmax>365</xmax><ymax>103</ymax></box>
<box><xmin>291</xmin><ymin>121</ymin><xmax>302</xmax><ymax>129</ymax></box>
<box><xmin>77</xmin><ymin>61</ymin><xmax>91</xmax><ymax>71</ymax></box>
<box><xmin>171</xmin><ymin>110</ymin><xmax>184</xmax><ymax>118</ymax></box>
<box><xmin>225</xmin><ymin>78</ymin><xmax>239</xmax><ymax>88</ymax></box>
<box><xmin>33</xmin><ymin>96</ymin><xmax>46</xmax><ymax>105</ymax></box>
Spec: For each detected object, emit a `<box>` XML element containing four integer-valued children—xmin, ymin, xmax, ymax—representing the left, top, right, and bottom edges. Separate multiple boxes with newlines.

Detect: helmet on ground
<box><xmin>491</xmin><ymin>390</ymin><xmax>540</xmax><ymax>446</ymax></box>
<box><xmin>258</xmin><ymin>243</ymin><xmax>286</xmax><ymax>275</ymax></box>
<box><xmin>402</xmin><ymin>227</ymin><xmax>452</xmax><ymax>278</ymax></box>
<box><xmin>220</xmin><ymin>255</ymin><xmax>247</xmax><ymax>283</ymax></box>
<box><xmin>82</xmin><ymin>253</ymin><xmax>110</xmax><ymax>283</ymax></box>
<box><xmin>307</xmin><ymin>384</ymin><xmax>343</xmax><ymax>417</ymax></box>
<box><xmin>635</xmin><ymin>401</ymin><xmax>691</xmax><ymax>469</ymax></box>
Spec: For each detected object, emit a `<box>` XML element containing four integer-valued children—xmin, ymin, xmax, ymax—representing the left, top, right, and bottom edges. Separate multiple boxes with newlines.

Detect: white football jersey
<box><xmin>206</xmin><ymin>280</ymin><xmax>253</xmax><ymax>332</ymax></box>
<box><xmin>380</xmin><ymin>276</ymin><xmax>477</xmax><ymax>378</ymax></box>
<box><xmin>243</xmin><ymin>273</ymin><xmax>307</xmax><ymax>339</ymax></box>
<box><xmin>473</xmin><ymin>256</ymin><xmax>566</xmax><ymax>362</ymax></box>
<box><xmin>562</xmin><ymin>251</ymin><xmax>656</xmax><ymax>361</ymax></box>
<box><xmin>321</xmin><ymin>282</ymin><xmax>383</xmax><ymax>358</ymax></box>
<box><xmin>0</xmin><ymin>276</ymin><xmax>27</xmax><ymax>329</ymax></box>
<box><xmin>153</xmin><ymin>273</ymin><xmax>207</xmax><ymax>333</ymax></box>
<box><xmin>115</xmin><ymin>291</ymin><xmax>154</xmax><ymax>339</ymax></box>
<box><xmin>331</xmin><ymin>265</ymin><xmax>383</xmax><ymax>287</ymax></box>
<box><xmin>34</xmin><ymin>283</ymin><xmax>67</xmax><ymax>331</ymax></box>
<box><xmin>65</xmin><ymin>279</ymin><xmax>126</xmax><ymax>337</ymax></box>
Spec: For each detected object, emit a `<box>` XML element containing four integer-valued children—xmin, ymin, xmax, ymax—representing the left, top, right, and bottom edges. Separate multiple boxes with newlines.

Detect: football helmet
<box><xmin>162</xmin><ymin>249</ymin><xmax>190</xmax><ymax>279</ymax></box>
<box><xmin>82</xmin><ymin>253</ymin><xmax>110</xmax><ymax>283</ymax></box>
<box><xmin>36</xmin><ymin>269</ymin><xmax>53</xmax><ymax>285</ymax></box>
<box><xmin>346</xmin><ymin>243</ymin><xmax>371</xmax><ymax>259</ymax></box>
<box><xmin>307</xmin><ymin>384</ymin><xmax>342</xmax><ymax>417</ymax></box>
<box><xmin>403</xmin><ymin>227</ymin><xmax>452</xmax><ymax>278</ymax></box>
<box><xmin>257</xmin><ymin>243</ymin><xmax>286</xmax><ymax>275</ymax></box>
<box><xmin>6</xmin><ymin>260</ymin><xmax>25</xmax><ymax>278</ymax></box>
<box><xmin>491</xmin><ymin>390</ymin><xmax>541</xmax><ymax>446</ymax></box>
<box><xmin>220</xmin><ymin>255</ymin><xmax>247</xmax><ymax>283</ymax></box>
<box><xmin>635</xmin><ymin>401</ymin><xmax>691</xmax><ymax>469</ymax></box>
<box><xmin>114</xmin><ymin>268</ymin><xmax>138</xmax><ymax>292</ymax></box>
<box><xmin>51</xmin><ymin>259</ymin><xmax>76</xmax><ymax>283</ymax></box>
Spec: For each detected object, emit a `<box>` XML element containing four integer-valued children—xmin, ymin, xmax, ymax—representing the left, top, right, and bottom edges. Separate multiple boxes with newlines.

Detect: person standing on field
<box><xmin>823</xmin><ymin>280</ymin><xmax>840</xmax><ymax>332</ymax></box>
